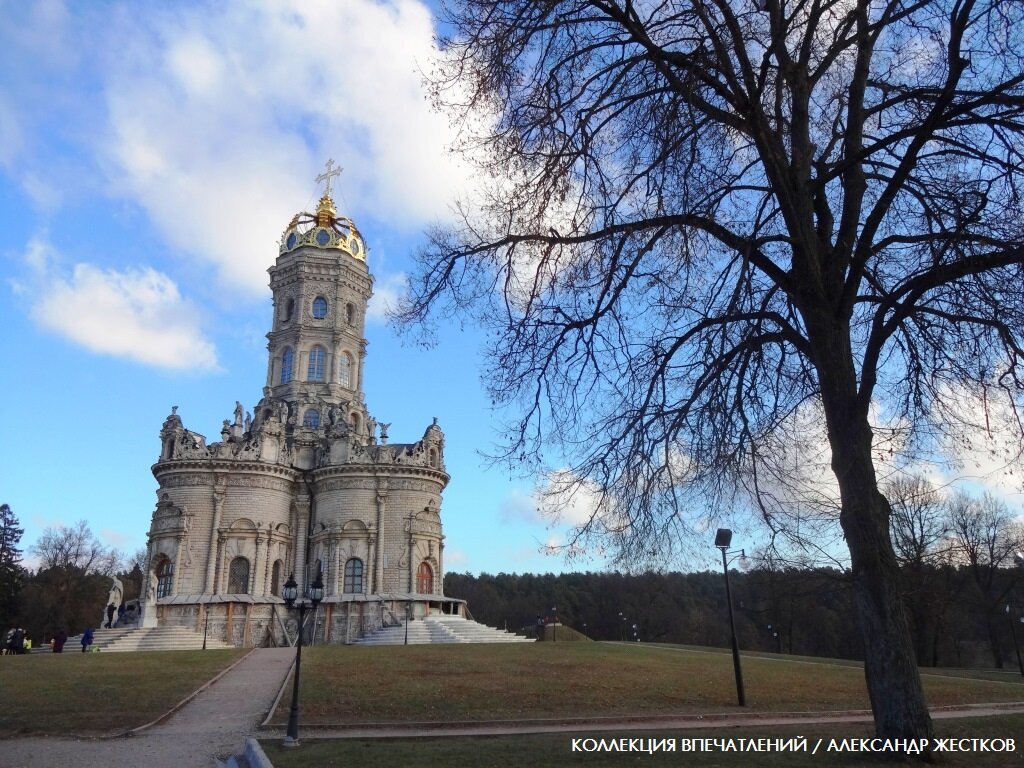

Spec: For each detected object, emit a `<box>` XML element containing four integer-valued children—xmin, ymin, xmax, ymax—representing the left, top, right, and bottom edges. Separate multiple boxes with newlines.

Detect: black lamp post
<box><xmin>202</xmin><ymin>603</ymin><xmax>209</xmax><ymax>650</ymax></box>
<box><xmin>715</xmin><ymin>528</ymin><xmax>746</xmax><ymax>707</ymax></box>
<box><xmin>282</xmin><ymin>571</ymin><xmax>324</xmax><ymax>748</ymax></box>
<box><xmin>405</xmin><ymin>601</ymin><xmax>412</xmax><ymax>646</ymax></box>
<box><xmin>619</xmin><ymin>612</ymin><xmax>626</xmax><ymax>642</ymax></box>
<box><xmin>552</xmin><ymin>606</ymin><xmax>558</xmax><ymax>642</ymax></box>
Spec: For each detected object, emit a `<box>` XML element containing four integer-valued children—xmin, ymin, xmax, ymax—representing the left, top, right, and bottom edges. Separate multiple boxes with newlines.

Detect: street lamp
<box><xmin>619</xmin><ymin>612</ymin><xmax>627</xmax><ymax>642</ymax></box>
<box><xmin>552</xmin><ymin>606</ymin><xmax>558</xmax><ymax>642</ymax></box>
<box><xmin>405</xmin><ymin>601</ymin><xmax>412</xmax><ymax>646</ymax></box>
<box><xmin>715</xmin><ymin>528</ymin><xmax>746</xmax><ymax>707</ymax></box>
<box><xmin>281</xmin><ymin>571</ymin><xmax>324</xmax><ymax>748</ymax></box>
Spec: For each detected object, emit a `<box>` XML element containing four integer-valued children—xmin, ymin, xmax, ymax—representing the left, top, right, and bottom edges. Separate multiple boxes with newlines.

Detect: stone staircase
<box><xmin>69</xmin><ymin>625</ymin><xmax>234</xmax><ymax>652</ymax></box>
<box><xmin>354</xmin><ymin>614</ymin><xmax>533</xmax><ymax>645</ymax></box>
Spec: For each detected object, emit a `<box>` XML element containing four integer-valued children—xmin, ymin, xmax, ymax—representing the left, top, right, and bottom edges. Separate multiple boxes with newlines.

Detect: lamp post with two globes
<box><xmin>281</xmin><ymin>572</ymin><xmax>324</xmax><ymax>748</ymax></box>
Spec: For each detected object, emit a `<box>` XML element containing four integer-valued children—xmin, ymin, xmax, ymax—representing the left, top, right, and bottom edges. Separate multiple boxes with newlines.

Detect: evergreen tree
<box><xmin>0</xmin><ymin>503</ymin><xmax>25</xmax><ymax>626</ymax></box>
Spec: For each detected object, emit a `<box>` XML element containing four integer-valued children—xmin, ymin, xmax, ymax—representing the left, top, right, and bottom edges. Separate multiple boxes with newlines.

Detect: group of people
<box><xmin>3</xmin><ymin>627</ymin><xmax>31</xmax><ymax>654</ymax></box>
<box><xmin>4</xmin><ymin>627</ymin><xmax>77</xmax><ymax>654</ymax></box>
<box><xmin>4</xmin><ymin>577</ymin><xmax>141</xmax><ymax>657</ymax></box>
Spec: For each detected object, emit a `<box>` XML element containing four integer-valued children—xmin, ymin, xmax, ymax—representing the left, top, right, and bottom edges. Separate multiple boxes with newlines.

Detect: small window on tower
<box><xmin>303</xmin><ymin>409</ymin><xmax>321</xmax><ymax>428</ymax></box>
<box><xmin>346</xmin><ymin>303</ymin><xmax>355</xmax><ymax>325</ymax></box>
<box><xmin>339</xmin><ymin>353</ymin><xmax>352</xmax><ymax>387</ymax></box>
<box><xmin>312</xmin><ymin>297</ymin><xmax>328</xmax><ymax>319</ymax></box>
<box><xmin>308</xmin><ymin>346</ymin><xmax>326</xmax><ymax>381</ymax></box>
<box><xmin>280</xmin><ymin>348</ymin><xmax>294</xmax><ymax>384</ymax></box>
<box><xmin>283</xmin><ymin>298</ymin><xmax>295</xmax><ymax>322</ymax></box>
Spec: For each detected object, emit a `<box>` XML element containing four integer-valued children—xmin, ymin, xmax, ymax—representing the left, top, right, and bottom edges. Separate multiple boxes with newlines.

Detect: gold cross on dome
<box><xmin>316</xmin><ymin>158</ymin><xmax>342</xmax><ymax>197</ymax></box>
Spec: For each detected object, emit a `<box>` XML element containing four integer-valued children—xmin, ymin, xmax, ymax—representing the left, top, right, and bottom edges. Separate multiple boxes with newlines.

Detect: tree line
<box><xmin>448</xmin><ymin>478</ymin><xmax>1024</xmax><ymax>669</ymax></box>
<box><xmin>0</xmin><ymin>504</ymin><xmax>144</xmax><ymax>646</ymax></box>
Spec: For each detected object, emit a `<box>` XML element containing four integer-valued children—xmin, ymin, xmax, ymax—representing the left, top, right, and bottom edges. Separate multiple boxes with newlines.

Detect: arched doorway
<box><xmin>416</xmin><ymin>561</ymin><xmax>433</xmax><ymax>594</ymax></box>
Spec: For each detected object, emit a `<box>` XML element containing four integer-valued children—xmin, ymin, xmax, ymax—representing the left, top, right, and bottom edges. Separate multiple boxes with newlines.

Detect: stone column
<box><xmin>253</xmin><ymin>531</ymin><xmax>264</xmax><ymax>596</ymax></box>
<box><xmin>205</xmin><ymin>488</ymin><xmax>225</xmax><ymax>594</ymax></box>
<box><xmin>172</xmin><ymin>536</ymin><xmax>185</xmax><ymax>595</ymax></box>
<box><xmin>293</xmin><ymin>493</ymin><xmax>311</xmax><ymax>589</ymax></box>
<box><xmin>367</xmin><ymin>534</ymin><xmax>377</xmax><ymax>594</ymax></box>
<box><xmin>216</xmin><ymin>534</ymin><xmax>227</xmax><ymax>593</ymax></box>
<box><xmin>374</xmin><ymin>487</ymin><xmax>387</xmax><ymax>593</ymax></box>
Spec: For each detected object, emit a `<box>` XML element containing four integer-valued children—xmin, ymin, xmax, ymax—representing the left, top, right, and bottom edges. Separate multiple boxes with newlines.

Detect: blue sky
<box><xmin>0</xmin><ymin>0</ymin><xmax>616</xmax><ymax>576</ymax></box>
<box><xmin>2</xmin><ymin>1</ymin><xmax>1020</xmax><ymax>577</ymax></box>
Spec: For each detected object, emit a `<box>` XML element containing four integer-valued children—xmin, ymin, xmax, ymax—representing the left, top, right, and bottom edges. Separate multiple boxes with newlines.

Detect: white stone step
<box><xmin>69</xmin><ymin>626</ymin><xmax>234</xmax><ymax>652</ymax></box>
<box><xmin>353</xmin><ymin>616</ymin><xmax>533</xmax><ymax>645</ymax></box>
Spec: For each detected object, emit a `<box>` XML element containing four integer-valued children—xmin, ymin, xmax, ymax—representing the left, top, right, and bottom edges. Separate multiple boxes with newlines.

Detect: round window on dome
<box><xmin>286</xmin><ymin>232</ymin><xmax>298</xmax><ymax>249</ymax></box>
<box><xmin>315</xmin><ymin>229</ymin><xmax>331</xmax><ymax>246</ymax></box>
<box><xmin>312</xmin><ymin>297</ymin><xmax>328</xmax><ymax>319</ymax></box>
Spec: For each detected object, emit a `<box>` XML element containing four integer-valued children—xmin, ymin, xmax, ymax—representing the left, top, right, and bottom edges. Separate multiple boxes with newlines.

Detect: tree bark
<box><xmin>813</xmin><ymin>326</ymin><xmax>934</xmax><ymax>744</ymax></box>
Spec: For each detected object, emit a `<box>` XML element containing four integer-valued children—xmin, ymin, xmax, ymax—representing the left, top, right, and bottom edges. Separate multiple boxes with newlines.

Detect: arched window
<box><xmin>282</xmin><ymin>298</ymin><xmax>295</xmax><ymax>323</ymax></box>
<box><xmin>280</xmin><ymin>348</ymin><xmax>294</xmax><ymax>384</ymax></box>
<box><xmin>344</xmin><ymin>558</ymin><xmax>364</xmax><ymax>593</ymax></box>
<box><xmin>271</xmin><ymin>560</ymin><xmax>283</xmax><ymax>596</ymax></box>
<box><xmin>350</xmin><ymin>412</ymin><xmax>361</xmax><ymax>435</ymax></box>
<box><xmin>307</xmin><ymin>346</ymin><xmax>326</xmax><ymax>381</ymax></box>
<box><xmin>416</xmin><ymin>562</ymin><xmax>433</xmax><ymax>594</ymax></box>
<box><xmin>228</xmin><ymin>557</ymin><xmax>250</xmax><ymax>594</ymax></box>
<box><xmin>155</xmin><ymin>557</ymin><xmax>175</xmax><ymax>598</ymax></box>
<box><xmin>428</xmin><ymin>448</ymin><xmax>438</xmax><ymax>468</ymax></box>
<box><xmin>312</xmin><ymin>296</ymin><xmax>328</xmax><ymax>319</ymax></box>
<box><xmin>338</xmin><ymin>353</ymin><xmax>352</xmax><ymax>387</ymax></box>
<box><xmin>345</xmin><ymin>303</ymin><xmax>355</xmax><ymax>325</ymax></box>
<box><xmin>303</xmin><ymin>409</ymin><xmax>321</xmax><ymax>428</ymax></box>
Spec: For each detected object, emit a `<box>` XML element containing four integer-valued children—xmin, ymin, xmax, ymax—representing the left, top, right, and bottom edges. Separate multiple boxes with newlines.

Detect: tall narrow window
<box><xmin>156</xmin><ymin>557</ymin><xmax>175</xmax><ymax>598</ymax></box>
<box><xmin>228</xmin><ymin>557</ymin><xmax>250</xmax><ymax>594</ymax></box>
<box><xmin>312</xmin><ymin>296</ymin><xmax>328</xmax><ymax>319</ymax></box>
<box><xmin>280</xmin><ymin>348</ymin><xmax>294</xmax><ymax>384</ymax></box>
<box><xmin>344</xmin><ymin>558</ymin><xmax>364</xmax><ymax>593</ymax></box>
<box><xmin>338</xmin><ymin>353</ymin><xmax>352</xmax><ymax>387</ymax></box>
<box><xmin>308</xmin><ymin>346</ymin><xmax>326</xmax><ymax>381</ymax></box>
<box><xmin>345</xmin><ymin>303</ymin><xmax>355</xmax><ymax>325</ymax></box>
<box><xmin>417</xmin><ymin>562</ymin><xmax>433</xmax><ymax>594</ymax></box>
<box><xmin>282</xmin><ymin>298</ymin><xmax>294</xmax><ymax>322</ymax></box>
<box><xmin>271</xmin><ymin>560</ymin><xmax>282</xmax><ymax>596</ymax></box>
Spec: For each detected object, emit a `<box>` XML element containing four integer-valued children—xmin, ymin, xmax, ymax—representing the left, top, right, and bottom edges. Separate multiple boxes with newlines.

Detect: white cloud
<box><xmin>499</xmin><ymin>488</ymin><xmax>541</xmax><ymax>524</ymax></box>
<box><xmin>23</xmin><ymin>236</ymin><xmax>219</xmax><ymax>371</ymax></box>
<box><xmin>88</xmin><ymin>0</ymin><xmax>470</xmax><ymax>296</ymax></box>
<box><xmin>366</xmin><ymin>271</ymin><xmax>408</xmax><ymax>323</ymax></box>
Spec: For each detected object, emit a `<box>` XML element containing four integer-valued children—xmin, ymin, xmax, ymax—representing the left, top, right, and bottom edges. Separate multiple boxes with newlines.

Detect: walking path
<box><xmin>1</xmin><ymin>647</ymin><xmax>294</xmax><ymax>768</ymax></box>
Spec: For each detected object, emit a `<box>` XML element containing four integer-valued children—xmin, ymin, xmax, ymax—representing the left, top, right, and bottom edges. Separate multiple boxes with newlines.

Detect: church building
<box><xmin>140</xmin><ymin>162</ymin><xmax>462</xmax><ymax>646</ymax></box>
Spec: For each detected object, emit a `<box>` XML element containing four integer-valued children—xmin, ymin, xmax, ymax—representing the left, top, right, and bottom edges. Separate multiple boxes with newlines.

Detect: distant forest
<box><xmin>445</xmin><ymin>566</ymin><xmax>1024</xmax><ymax>670</ymax></box>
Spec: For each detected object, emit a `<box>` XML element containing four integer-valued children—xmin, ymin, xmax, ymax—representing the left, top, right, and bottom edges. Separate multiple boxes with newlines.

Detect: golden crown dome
<box><xmin>279</xmin><ymin>160</ymin><xmax>366</xmax><ymax>261</ymax></box>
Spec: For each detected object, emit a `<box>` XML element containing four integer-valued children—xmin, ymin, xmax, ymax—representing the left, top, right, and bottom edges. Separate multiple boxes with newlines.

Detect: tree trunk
<box><xmin>986</xmin><ymin>615</ymin><xmax>1004</xmax><ymax>669</ymax></box>
<box><xmin>813</xmin><ymin>328</ymin><xmax>934</xmax><ymax>746</ymax></box>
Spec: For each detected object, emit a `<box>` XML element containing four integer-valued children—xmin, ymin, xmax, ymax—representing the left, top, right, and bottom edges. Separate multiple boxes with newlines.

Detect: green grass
<box><xmin>261</xmin><ymin>715</ymin><xmax>1024</xmax><ymax>768</ymax></box>
<box><xmin>269</xmin><ymin>643</ymin><xmax>1024</xmax><ymax>726</ymax></box>
<box><xmin>0</xmin><ymin>648</ymin><xmax>247</xmax><ymax>735</ymax></box>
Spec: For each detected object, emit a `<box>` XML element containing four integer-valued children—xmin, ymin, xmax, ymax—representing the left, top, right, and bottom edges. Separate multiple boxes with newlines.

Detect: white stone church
<box><xmin>138</xmin><ymin>164</ymin><xmax>486</xmax><ymax>647</ymax></box>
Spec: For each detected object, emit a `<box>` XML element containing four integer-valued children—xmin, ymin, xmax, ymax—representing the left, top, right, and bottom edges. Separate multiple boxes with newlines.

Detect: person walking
<box><xmin>81</xmin><ymin>627</ymin><xmax>94</xmax><ymax>653</ymax></box>
<box><xmin>53</xmin><ymin>628</ymin><xmax>68</xmax><ymax>653</ymax></box>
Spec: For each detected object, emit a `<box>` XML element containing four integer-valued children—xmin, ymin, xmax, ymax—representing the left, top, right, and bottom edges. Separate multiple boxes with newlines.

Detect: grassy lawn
<box><xmin>268</xmin><ymin>643</ymin><xmax>1024</xmax><ymax>726</ymax></box>
<box><xmin>261</xmin><ymin>715</ymin><xmax>1024</xmax><ymax>768</ymax></box>
<box><xmin>0</xmin><ymin>648</ymin><xmax>247</xmax><ymax>735</ymax></box>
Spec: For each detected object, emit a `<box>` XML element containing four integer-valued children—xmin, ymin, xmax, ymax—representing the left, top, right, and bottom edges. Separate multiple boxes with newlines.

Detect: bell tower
<box><xmin>264</xmin><ymin>160</ymin><xmax>373</xmax><ymax>430</ymax></box>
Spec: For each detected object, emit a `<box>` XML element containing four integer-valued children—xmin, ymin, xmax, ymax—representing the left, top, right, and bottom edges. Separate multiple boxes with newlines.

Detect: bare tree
<box><xmin>885</xmin><ymin>475</ymin><xmax>954</xmax><ymax>665</ymax></box>
<box><xmin>886</xmin><ymin>476</ymin><xmax>949</xmax><ymax>569</ymax></box>
<box><xmin>30</xmin><ymin>520</ymin><xmax>120</xmax><ymax>576</ymax></box>
<box><xmin>401</xmin><ymin>0</ymin><xmax>1024</xmax><ymax>743</ymax></box>
<box><xmin>946</xmin><ymin>492</ymin><xmax>1024</xmax><ymax>667</ymax></box>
